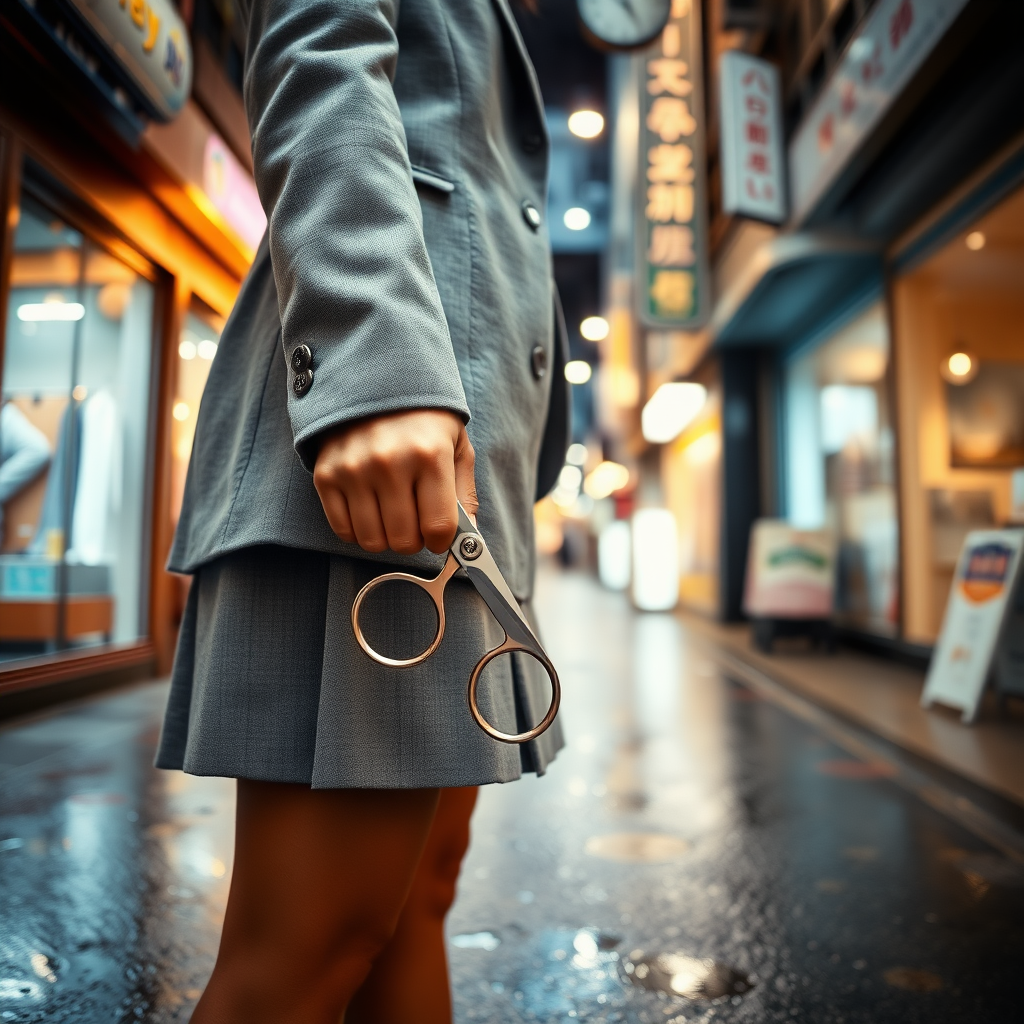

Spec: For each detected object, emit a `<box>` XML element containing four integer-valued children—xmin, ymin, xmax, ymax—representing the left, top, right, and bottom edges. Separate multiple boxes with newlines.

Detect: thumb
<box><xmin>454</xmin><ymin>425</ymin><xmax>479</xmax><ymax>523</ymax></box>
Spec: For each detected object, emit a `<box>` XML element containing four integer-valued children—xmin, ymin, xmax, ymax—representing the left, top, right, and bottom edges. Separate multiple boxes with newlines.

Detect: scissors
<box><xmin>351</xmin><ymin>502</ymin><xmax>560</xmax><ymax>745</ymax></box>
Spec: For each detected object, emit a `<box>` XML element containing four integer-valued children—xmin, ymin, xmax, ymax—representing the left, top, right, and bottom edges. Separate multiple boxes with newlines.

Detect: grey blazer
<box><xmin>169</xmin><ymin>0</ymin><xmax>570</xmax><ymax>600</ymax></box>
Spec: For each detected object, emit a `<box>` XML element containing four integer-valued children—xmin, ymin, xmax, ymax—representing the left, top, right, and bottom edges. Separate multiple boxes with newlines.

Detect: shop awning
<box><xmin>710</xmin><ymin>233</ymin><xmax>881</xmax><ymax>348</ymax></box>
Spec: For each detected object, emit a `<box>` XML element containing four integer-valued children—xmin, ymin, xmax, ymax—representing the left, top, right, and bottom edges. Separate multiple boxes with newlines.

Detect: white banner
<box><xmin>788</xmin><ymin>0</ymin><xmax>969</xmax><ymax>224</ymax></box>
<box><xmin>922</xmin><ymin>529</ymin><xmax>1024</xmax><ymax>723</ymax></box>
<box><xmin>719</xmin><ymin>51</ymin><xmax>786</xmax><ymax>223</ymax></box>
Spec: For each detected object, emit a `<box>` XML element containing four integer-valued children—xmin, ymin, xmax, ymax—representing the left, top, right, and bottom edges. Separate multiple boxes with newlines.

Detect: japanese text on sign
<box><xmin>719</xmin><ymin>51</ymin><xmax>786</xmax><ymax>223</ymax></box>
<box><xmin>638</xmin><ymin>0</ymin><xmax>708</xmax><ymax>327</ymax></box>
<box><xmin>789</xmin><ymin>0</ymin><xmax>969</xmax><ymax>223</ymax></box>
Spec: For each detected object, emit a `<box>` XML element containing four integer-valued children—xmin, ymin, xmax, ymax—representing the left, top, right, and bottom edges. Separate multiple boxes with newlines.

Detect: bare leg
<box><xmin>191</xmin><ymin>780</ymin><xmax>440</xmax><ymax>1024</ymax></box>
<box><xmin>346</xmin><ymin>786</ymin><xmax>480</xmax><ymax>1024</ymax></box>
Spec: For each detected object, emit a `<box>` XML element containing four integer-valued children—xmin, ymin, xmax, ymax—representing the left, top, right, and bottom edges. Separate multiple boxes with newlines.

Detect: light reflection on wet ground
<box><xmin>0</xmin><ymin>688</ymin><xmax>233</xmax><ymax>1021</ymax></box>
<box><xmin>0</xmin><ymin>564</ymin><xmax>1022</xmax><ymax>1021</ymax></box>
<box><xmin>447</xmin><ymin>566</ymin><xmax>1024</xmax><ymax>1023</ymax></box>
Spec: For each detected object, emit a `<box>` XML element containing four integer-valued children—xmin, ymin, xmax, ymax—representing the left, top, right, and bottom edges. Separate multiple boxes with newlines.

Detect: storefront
<box><xmin>0</xmin><ymin>0</ymin><xmax>255</xmax><ymax>705</ymax></box>
<box><xmin>695</xmin><ymin>0</ymin><xmax>1024</xmax><ymax>647</ymax></box>
<box><xmin>891</xmin><ymin>152</ymin><xmax>1024</xmax><ymax>647</ymax></box>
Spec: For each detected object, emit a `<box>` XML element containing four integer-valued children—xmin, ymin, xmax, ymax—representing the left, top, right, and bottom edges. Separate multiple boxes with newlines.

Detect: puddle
<box><xmin>623</xmin><ymin>952</ymin><xmax>754</xmax><ymax>1001</ymax></box>
<box><xmin>584</xmin><ymin>833</ymin><xmax>691</xmax><ymax>863</ymax></box>
<box><xmin>816</xmin><ymin>759</ymin><xmax>897</xmax><ymax>780</ymax></box>
<box><xmin>510</xmin><ymin>928</ymin><xmax>626</xmax><ymax>1018</ymax></box>
<box><xmin>452</xmin><ymin>932</ymin><xmax>501</xmax><ymax>951</ymax></box>
<box><xmin>883</xmin><ymin>967</ymin><xmax>943</xmax><ymax>993</ymax></box>
<box><xmin>29</xmin><ymin>952</ymin><xmax>58</xmax><ymax>984</ymax></box>
<box><xmin>0</xmin><ymin>979</ymin><xmax>43</xmax><ymax>1001</ymax></box>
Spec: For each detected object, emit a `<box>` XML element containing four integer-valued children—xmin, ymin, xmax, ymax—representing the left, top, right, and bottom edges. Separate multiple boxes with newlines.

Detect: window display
<box><xmin>783</xmin><ymin>302</ymin><xmax>898</xmax><ymax>635</ymax></box>
<box><xmin>170</xmin><ymin>302</ymin><xmax>223</xmax><ymax>527</ymax></box>
<box><xmin>0</xmin><ymin>188</ymin><xmax>154</xmax><ymax>661</ymax></box>
<box><xmin>892</xmin><ymin>180</ymin><xmax>1024</xmax><ymax>643</ymax></box>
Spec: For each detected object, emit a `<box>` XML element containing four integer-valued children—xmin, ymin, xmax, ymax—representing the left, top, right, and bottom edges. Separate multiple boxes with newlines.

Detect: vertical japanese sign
<box><xmin>719</xmin><ymin>51</ymin><xmax>786</xmax><ymax>223</ymax></box>
<box><xmin>637</xmin><ymin>0</ymin><xmax>709</xmax><ymax>328</ymax></box>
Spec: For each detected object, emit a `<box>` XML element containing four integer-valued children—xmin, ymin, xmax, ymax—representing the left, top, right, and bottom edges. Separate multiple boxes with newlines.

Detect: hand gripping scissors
<box><xmin>351</xmin><ymin>502</ymin><xmax>560</xmax><ymax>744</ymax></box>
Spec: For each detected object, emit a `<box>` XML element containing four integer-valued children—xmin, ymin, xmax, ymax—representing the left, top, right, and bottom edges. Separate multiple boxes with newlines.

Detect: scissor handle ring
<box><xmin>351</xmin><ymin>552</ymin><xmax>460</xmax><ymax>668</ymax></box>
<box><xmin>468</xmin><ymin>637</ymin><xmax>561</xmax><ymax>745</ymax></box>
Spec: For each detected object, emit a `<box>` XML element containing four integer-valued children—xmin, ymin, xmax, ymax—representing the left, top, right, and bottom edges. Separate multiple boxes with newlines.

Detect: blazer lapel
<box><xmin>489</xmin><ymin>0</ymin><xmax>546</xmax><ymax>126</ymax></box>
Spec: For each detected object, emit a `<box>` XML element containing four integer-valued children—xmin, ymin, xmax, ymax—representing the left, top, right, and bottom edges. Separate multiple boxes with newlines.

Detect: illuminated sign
<box><xmin>202</xmin><ymin>135</ymin><xmax>268</xmax><ymax>254</ymax></box>
<box><xmin>67</xmin><ymin>0</ymin><xmax>192</xmax><ymax>120</ymax></box>
<box><xmin>637</xmin><ymin>0</ymin><xmax>709</xmax><ymax>328</ymax></box>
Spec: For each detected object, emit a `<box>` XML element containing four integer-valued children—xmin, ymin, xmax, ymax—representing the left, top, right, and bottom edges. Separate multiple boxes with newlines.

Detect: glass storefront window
<box><xmin>1</xmin><ymin>188</ymin><xmax>154</xmax><ymax>661</ymax></box>
<box><xmin>170</xmin><ymin>301</ymin><xmax>223</xmax><ymax>527</ymax></box>
<box><xmin>783</xmin><ymin>302</ymin><xmax>898</xmax><ymax>635</ymax></box>
<box><xmin>892</xmin><ymin>181</ymin><xmax>1024</xmax><ymax>644</ymax></box>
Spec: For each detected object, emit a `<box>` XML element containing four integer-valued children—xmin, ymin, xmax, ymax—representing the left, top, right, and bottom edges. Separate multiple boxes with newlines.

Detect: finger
<box><xmin>345</xmin><ymin>487</ymin><xmax>389</xmax><ymax>553</ymax></box>
<box><xmin>453</xmin><ymin>426</ymin><xmax>479</xmax><ymax>523</ymax></box>
<box><xmin>317</xmin><ymin>486</ymin><xmax>355</xmax><ymax>544</ymax></box>
<box><xmin>376</xmin><ymin>482</ymin><xmax>424</xmax><ymax>555</ymax></box>
<box><xmin>415</xmin><ymin>454</ymin><xmax>458</xmax><ymax>553</ymax></box>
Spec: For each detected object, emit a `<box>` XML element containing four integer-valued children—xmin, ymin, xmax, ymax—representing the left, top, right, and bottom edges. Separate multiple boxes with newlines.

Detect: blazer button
<box><xmin>531</xmin><ymin>344</ymin><xmax>548</xmax><ymax>380</ymax></box>
<box><xmin>522</xmin><ymin>131</ymin><xmax>543</xmax><ymax>154</ymax></box>
<box><xmin>521</xmin><ymin>200</ymin><xmax>542</xmax><ymax>232</ymax></box>
<box><xmin>292</xmin><ymin>368</ymin><xmax>314</xmax><ymax>396</ymax></box>
<box><xmin>290</xmin><ymin>344</ymin><xmax>312</xmax><ymax>372</ymax></box>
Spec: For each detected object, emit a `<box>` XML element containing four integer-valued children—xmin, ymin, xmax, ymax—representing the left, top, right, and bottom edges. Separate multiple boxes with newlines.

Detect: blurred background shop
<box><xmin>3</xmin><ymin>0</ymin><xmax>1024</xmax><ymax>727</ymax></box>
<box><xmin>2</xmin><ymin>3</ymin><xmax>1024</xmax><ymax>1021</ymax></box>
<box><xmin>0</xmin><ymin>0</ymin><xmax>255</xmax><ymax>706</ymax></box>
<box><xmin>537</xmin><ymin>0</ymin><xmax>1024</xmax><ymax>661</ymax></box>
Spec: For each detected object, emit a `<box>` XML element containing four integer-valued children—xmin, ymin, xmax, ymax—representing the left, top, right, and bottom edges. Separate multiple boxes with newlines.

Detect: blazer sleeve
<box><xmin>243</xmin><ymin>0</ymin><xmax>470</xmax><ymax>469</ymax></box>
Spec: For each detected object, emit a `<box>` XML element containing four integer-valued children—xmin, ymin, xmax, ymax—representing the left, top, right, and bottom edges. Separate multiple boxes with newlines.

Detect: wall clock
<box><xmin>577</xmin><ymin>0</ymin><xmax>673</xmax><ymax>52</ymax></box>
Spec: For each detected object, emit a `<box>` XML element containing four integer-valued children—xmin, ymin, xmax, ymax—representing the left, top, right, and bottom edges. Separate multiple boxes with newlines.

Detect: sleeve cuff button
<box><xmin>290</xmin><ymin>344</ymin><xmax>312</xmax><ymax>372</ymax></box>
<box><xmin>292</xmin><ymin>368</ymin><xmax>314</xmax><ymax>396</ymax></box>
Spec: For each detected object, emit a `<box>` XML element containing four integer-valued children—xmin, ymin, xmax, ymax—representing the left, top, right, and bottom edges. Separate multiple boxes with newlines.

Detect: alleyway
<box><xmin>1</xmin><ymin>565</ymin><xmax>1022</xmax><ymax>1024</ymax></box>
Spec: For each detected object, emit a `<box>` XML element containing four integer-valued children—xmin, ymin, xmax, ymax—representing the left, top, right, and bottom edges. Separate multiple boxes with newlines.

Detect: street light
<box><xmin>564</xmin><ymin>207</ymin><xmax>591</xmax><ymax>230</ymax></box>
<box><xmin>565</xmin><ymin>360</ymin><xmax>593</xmax><ymax>384</ymax></box>
<box><xmin>641</xmin><ymin>382</ymin><xmax>707</xmax><ymax>444</ymax></box>
<box><xmin>568</xmin><ymin>110</ymin><xmax>604</xmax><ymax>138</ymax></box>
<box><xmin>580</xmin><ymin>316</ymin><xmax>609</xmax><ymax>341</ymax></box>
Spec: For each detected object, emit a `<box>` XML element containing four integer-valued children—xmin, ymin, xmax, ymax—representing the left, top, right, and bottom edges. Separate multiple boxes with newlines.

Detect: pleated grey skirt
<box><xmin>156</xmin><ymin>545</ymin><xmax>563</xmax><ymax>788</ymax></box>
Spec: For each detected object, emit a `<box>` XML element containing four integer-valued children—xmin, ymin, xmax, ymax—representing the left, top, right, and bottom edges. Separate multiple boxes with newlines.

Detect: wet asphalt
<box><xmin>1</xmin><ymin>564</ymin><xmax>1023</xmax><ymax>1022</ymax></box>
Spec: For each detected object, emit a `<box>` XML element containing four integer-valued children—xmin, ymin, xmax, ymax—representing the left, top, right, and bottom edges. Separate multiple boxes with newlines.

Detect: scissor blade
<box><xmin>452</xmin><ymin>504</ymin><xmax>539</xmax><ymax>651</ymax></box>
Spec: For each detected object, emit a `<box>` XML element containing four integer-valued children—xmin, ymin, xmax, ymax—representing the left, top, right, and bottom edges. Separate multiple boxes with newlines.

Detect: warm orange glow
<box><xmin>947</xmin><ymin>352</ymin><xmax>973</xmax><ymax>377</ymax></box>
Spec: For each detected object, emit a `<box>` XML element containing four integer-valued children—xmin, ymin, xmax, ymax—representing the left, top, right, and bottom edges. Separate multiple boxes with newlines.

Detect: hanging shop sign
<box><xmin>66</xmin><ymin>0</ymin><xmax>192</xmax><ymax>120</ymax></box>
<box><xmin>637</xmin><ymin>0</ymin><xmax>709</xmax><ymax>329</ymax></box>
<box><xmin>719</xmin><ymin>51</ymin><xmax>786</xmax><ymax>224</ymax></box>
<box><xmin>922</xmin><ymin>529</ymin><xmax>1024</xmax><ymax>723</ymax></box>
<box><xmin>789</xmin><ymin>0</ymin><xmax>970</xmax><ymax>225</ymax></box>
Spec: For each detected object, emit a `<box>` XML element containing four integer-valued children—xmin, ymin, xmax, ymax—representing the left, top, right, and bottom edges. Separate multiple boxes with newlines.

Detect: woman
<box><xmin>156</xmin><ymin>0</ymin><xmax>568</xmax><ymax>1021</ymax></box>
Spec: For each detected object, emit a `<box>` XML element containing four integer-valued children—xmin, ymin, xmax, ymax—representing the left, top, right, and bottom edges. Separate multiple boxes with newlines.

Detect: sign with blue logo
<box><xmin>922</xmin><ymin>530</ymin><xmax>1024</xmax><ymax>723</ymax></box>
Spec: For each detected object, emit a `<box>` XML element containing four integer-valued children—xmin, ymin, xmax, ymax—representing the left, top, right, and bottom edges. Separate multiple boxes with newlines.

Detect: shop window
<box><xmin>783</xmin><ymin>302</ymin><xmax>898</xmax><ymax>635</ymax></box>
<box><xmin>1</xmin><ymin>191</ymin><xmax>154</xmax><ymax>662</ymax></box>
<box><xmin>170</xmin><ymin>300</ymin><xmax>223</xmax><ymax>528</ymax></box>
<box><xmin>662</xmin><ymin>379</ymin><xmax>722</xmax><ymax>615</ymax></box>
<box><xmin>892</xmin><ymin>180</ymin><xmax>1024</xmax><ymax>644</ymax></box>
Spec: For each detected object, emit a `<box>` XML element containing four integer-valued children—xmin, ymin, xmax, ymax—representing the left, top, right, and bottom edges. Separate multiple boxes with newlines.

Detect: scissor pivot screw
<box><xmin>459</xmin><ymin>536</ymin><xmax>482</xmax><ymax>560</ymax></box>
